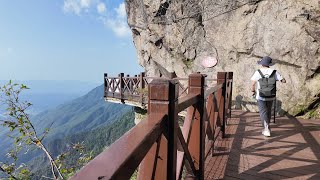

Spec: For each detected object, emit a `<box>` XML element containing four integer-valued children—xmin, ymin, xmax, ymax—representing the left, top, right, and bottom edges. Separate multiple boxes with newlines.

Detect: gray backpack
<box><xmin>257</xmin><ymin>70</ymin><xmax>276</xmax><ymax>98</ymax></box>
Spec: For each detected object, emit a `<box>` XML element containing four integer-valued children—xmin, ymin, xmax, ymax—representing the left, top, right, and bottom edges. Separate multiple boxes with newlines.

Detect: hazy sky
<box><xmin>0</xmin><ymin>0</ymin><xmax>143</xmax><ymax>83</ymax></box>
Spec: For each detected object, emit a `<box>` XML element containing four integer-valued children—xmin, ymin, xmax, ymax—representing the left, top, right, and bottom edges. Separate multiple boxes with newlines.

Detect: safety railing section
<box><xmin>73</xmin><ymin>72</ymin><xmax>233</xmax><ymax>180</ymax></box>
<box><xmin>104</xmin><ymin>72</ymin><xmax>217</xmax><ymax>107</ymax></box>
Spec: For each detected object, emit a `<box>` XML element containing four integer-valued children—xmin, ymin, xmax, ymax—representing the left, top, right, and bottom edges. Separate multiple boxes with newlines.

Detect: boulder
<box><xmin>125</xmin><ymin>0</ymin><xmax>320</xmax><ymax>117</ymax></box>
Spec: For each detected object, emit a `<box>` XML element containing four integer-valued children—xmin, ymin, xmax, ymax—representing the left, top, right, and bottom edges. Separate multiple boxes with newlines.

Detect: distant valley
<box><xmin>0</xmin><ymin>80</ymin><xmax>100</xmax><ymax>115</ymax></box>
<box><xmin>0</xmin><ymin>81</ymin><xmax>134</xmax><ymax>179</ymax></box>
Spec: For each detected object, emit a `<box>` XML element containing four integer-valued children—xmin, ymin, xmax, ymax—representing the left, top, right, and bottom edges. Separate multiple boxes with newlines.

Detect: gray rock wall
<box><xmin>126</xmin><ymin>0</ymin><xmax>320</xmax><ymax>117</ymax></box>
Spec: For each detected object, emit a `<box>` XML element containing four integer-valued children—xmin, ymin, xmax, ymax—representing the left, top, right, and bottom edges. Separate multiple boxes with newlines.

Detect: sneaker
<box><xmin>262</xmin><ymin>129</ymin><xmax>271</xmax><ymax>137</ymax></box>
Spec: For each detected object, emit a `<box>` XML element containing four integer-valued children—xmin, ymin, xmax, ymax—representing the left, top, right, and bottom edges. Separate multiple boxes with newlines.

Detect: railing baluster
<box><xmin>225</xmin><ymin>72</ymin><xmax>231</xmax><ymax>121</ymax></box>
<box><xmin>187</xmin><ymin>73</ymin><xmax>205</xmax><ymax>179</ymax></box>
<box><xmin>113</xmin><ymin>78</ymin><xmax>116</xmax><ymax>96</ymax></box>
<box><xmin>111</xmin><ymin>78</ymin><xmax>114</xmax><ymax>95</ymax></box>
<box><xmin>140</xmin><ymin>72</ymin><xmax>145</xmax><ymax>106</ymax></box>
<box><xmin>104</xmin><ymin>73</ymin><xmax>108</xmax><ymax>98</ymax></box>
<box><xmin>228</xmin><ymin>72</ymin><xmax>233</xmax><ymax>119</ymax></box>
<box><xmin>204</xmin><ymin>92</ymin><xmax>215</xmax><ymax>158</ymax></box>
<box><xmin>119</xmin><ymin>73</ymin><xmax>124</xmax><ymax>102</ymax></box>
<box><xmin>224</xmin><ymin>72</ymin><xmax>230</xmax><ymax>122</ymax></box>
<box><xmin>217</xmin><ymin>72</ymin><xmax>227</xmax><ymax>138</ymax></box>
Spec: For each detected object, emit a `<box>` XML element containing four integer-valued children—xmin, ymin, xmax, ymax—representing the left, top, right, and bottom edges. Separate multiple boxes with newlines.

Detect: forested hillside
<box><xmin>30</xmin><ymin>110</ymin><xmax>135</xmax><ymax>179</ymax></box>
<box><xmin>0</xmin><ymin>84</ymin><xmax>134</xmax><ymax>179</ymax></box>
<box><xmin>31</xmin><ymin>84</ymin><xmax>131</xmax><ymax>139</ymax></box>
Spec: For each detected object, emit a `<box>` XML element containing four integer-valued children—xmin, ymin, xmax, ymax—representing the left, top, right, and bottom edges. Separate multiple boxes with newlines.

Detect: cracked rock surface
<box><xmin>126</xmin><ymin>0</ymin><xmax>320</xmax><ymax>117</ymax></box>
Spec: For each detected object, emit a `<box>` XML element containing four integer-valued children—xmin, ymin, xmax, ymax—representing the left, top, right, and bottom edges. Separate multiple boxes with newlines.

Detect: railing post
<box><xmin>225</xmin><ymin>72</ymin><xmax>230</xmax><ymax>122</ymax></box>
<box><xmin>188</xmin><ymin>72</ymin><xmax>205</xmax><ymax>179</ymax></box>
<box><xmin>119</xmin><ymin>73</ymin><xmax>124</xmax><ymax>102</ymax></box>
<box><xmin>104</xmin><ymin>73</ymin><xmax>108</xmax><ymax>98</ymax></box>
<box><xmin>217</xmin><ymin>72</ymin><xmax>227</xmax><ymax>138</ymax></box>
<box><xmin>228</xmin><ymin>72</ymin><xmax>233</xmax><ymax>119</ymax></box>
<box><xmin>138</xmin><ymin>79</ymin><xmax>178</xmax><ymax>180</ymax></box>
<box><xmin>140</xmin><ymin>72</ymin><xmax>145</xmax><ymax>105</ymax></box>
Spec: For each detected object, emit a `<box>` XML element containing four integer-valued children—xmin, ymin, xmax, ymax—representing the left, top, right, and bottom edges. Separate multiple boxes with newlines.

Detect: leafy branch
<box><xmin>0</xmin><ymin>81</ymin><xmax>63</xmax><ymax>179</ymax></box>
<box><xmin>55</xmin><ymin>142</ymin><xmax>93</xmax><ymax>179</ymax></box>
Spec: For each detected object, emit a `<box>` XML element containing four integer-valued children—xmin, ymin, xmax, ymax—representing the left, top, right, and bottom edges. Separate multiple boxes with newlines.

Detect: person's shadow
<box><xmin>235</xmin><ymin>95</ymin><xmax>286</xmax><ymax>117</ymax></box>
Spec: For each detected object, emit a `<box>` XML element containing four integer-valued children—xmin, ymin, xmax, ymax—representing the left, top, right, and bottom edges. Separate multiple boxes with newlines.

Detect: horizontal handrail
<box><xmin>143</xmin><ymin>77</ymin><xmax>166</xmax><ymax>80</ymax></box>
<box><xmin>176</xmin><ymin>93</ymin><xmax>200</xmax><ymax>113</ymax></box>
<box><xmin>105</xmin><ymin>77</ymin><xmax>120</xmax><ymax>79</ymax></box>
<box><xmin>204</xmin><ymin>84</ymin><xmax>223</xmax><ymax>98</ymax></box>
<box><xmin>173</xmin><ymin>77</ymin><xmax>188</xmax><ymax>80</ymax></box>
<box><xmin>71</xmin><ymin>113</ymin><xmax>166</xmax><ymax>180</ymax></box>
<box><xmin>105</xmin><ymin>77</ymin><xmax>217</xmax><ymax>81</ymax></box>
<box><xmin>206</xmin><ymin>78</ymin><xmax>217</xmax><ymax>81</ymax></box>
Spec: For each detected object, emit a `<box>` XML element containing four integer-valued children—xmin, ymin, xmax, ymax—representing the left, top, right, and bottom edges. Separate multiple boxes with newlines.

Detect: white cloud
<box><xmin>97</xmin><ymin>2</ymin><xmax>106</xmax><ymax>14</ymax></box>
<box><xmin>80</xmin><ymin>0</ymin><xmax>91</xmax><ymax>8</ymax></box>
<box><xmin>63</xmin><ymin>0</ymin><xmax>93</xmax><ymax>15</ymax></box>
<box><xmin>104</xmin><ymin>19</ymin><xmax>131</xmax><ymax>37</ymax></box>
<box><xmin>115</xmin><ymin>3</ymin><xmax>126</xmax><ymax>18</ymax></box>
<box><xmin>62</xmin><ymin>1</ymin><xmax>131</xmax><ymax>38</ymax></box>
<box><xmin>63</xmin><ymin>0</ymin><xmax>81</xmax><ymax>15</ymax></box>
<box><xmin>102</xmin><ymin>3</ymin><xmax>130</xmax><ymax>37</ymax></box>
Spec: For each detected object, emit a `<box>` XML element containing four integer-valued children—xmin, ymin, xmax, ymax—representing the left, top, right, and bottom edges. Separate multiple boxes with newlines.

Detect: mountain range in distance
<box><xmin>0</xmin><ymin>81</ymin><xmax>133</xmax><ymax>167</ymax></box>
<box><xmin>0</xmin><ymin>80</ymin><xmax>100</xmax><ymax>115</ymax></box>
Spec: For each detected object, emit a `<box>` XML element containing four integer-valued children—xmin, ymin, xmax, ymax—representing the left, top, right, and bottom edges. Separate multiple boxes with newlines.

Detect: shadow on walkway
<box><xmin>205</xmin><ymin>110</ymin><xmax>320</xmax><ymax>179</ymax></box>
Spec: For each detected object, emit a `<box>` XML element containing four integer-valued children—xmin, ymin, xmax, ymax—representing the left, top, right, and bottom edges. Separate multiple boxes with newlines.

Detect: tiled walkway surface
<box><xmin>205</xmin><ymin>110</ymin><xmax>320</xmax><ymax>179</ymax></box>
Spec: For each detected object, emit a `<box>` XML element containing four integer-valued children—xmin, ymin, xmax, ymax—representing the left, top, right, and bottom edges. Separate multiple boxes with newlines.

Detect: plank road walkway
<box><xmin>205</xmin><ymin>110</ymin><xmax>320</xmax><ymax>180</ymax></box>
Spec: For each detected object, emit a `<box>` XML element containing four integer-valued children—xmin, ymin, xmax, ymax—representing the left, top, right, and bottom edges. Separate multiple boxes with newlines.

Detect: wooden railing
<box><xmin>72</xmin><ymin>72</ymin><xmax>233</xmax><ymax>180</ymax></box>
<box><xmin>104</xmin><ymin>72</ymin><xmax>217</xmax><ymax>107</ymax></box>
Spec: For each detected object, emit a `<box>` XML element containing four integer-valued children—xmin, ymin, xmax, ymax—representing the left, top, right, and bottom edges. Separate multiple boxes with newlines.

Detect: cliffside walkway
<box><xmin>103</xmin><ymin>72</ymin><xmax>216</xmax><ymax>108</ymax></box>
<box><xmin>71</xmin><ymin>72</ymin><xmax>320</xmax><ymax>180</ymax></box>
<box><xmin>205</xmin><ymin>110</ymin><xmax>320</xmax><ymax>179</ymax></box>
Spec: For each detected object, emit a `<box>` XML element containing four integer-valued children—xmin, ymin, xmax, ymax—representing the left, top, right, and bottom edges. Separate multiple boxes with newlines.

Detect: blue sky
<box><xmin>0</xmin><ymin>0</ymin><xmax>143</xmax><ymax>83</ymax></box>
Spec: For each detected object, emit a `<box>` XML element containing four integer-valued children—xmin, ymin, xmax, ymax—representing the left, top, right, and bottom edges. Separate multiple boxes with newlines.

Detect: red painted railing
<box><xmin>72</xmin><ymin>72</ymin><xmax>233</xmax><ymax>180</ymax></box>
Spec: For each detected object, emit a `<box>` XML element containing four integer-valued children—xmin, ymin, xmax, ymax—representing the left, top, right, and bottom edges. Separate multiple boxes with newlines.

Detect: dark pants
<box><xmin>257</xmin><ymin>100</ymin><xmax>273</xmax><ymax>130</ymax></box>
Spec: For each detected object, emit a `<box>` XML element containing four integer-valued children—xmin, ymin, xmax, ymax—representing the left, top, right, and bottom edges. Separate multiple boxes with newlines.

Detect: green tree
<box><xmin>0</xmin><ymin>81</ymin><xmax>63</xmax><ymax>179</ymax></box>
<box><xmin>55</xmin><ymin>142</ymin><xmax>94</xmax><ymax>179</ymax></box>
<box><xmin>0</xmin><ymin>81</ymin><xmax>131</xmax><ymax>179</ymax></box>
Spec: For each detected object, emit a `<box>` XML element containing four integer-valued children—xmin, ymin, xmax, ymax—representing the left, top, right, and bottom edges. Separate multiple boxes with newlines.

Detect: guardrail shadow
<box><xmin>224</xmin><ymin>111</ymin><xmax>320</xmax><ymax>179</ymax></box>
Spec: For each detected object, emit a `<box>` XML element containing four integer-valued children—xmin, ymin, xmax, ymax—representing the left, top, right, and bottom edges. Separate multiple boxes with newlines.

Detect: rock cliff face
<box><xmin>125</xmin><ymin>0</ymin><xmax>320</xmax><ymax>117</ymax></box>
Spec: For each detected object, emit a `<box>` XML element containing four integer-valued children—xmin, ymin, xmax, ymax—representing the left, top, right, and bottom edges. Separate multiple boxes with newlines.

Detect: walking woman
<box><xmin>251</xmin><ymin>56</ymin><xmax>286</xmax><ymax>137</ymax></box>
